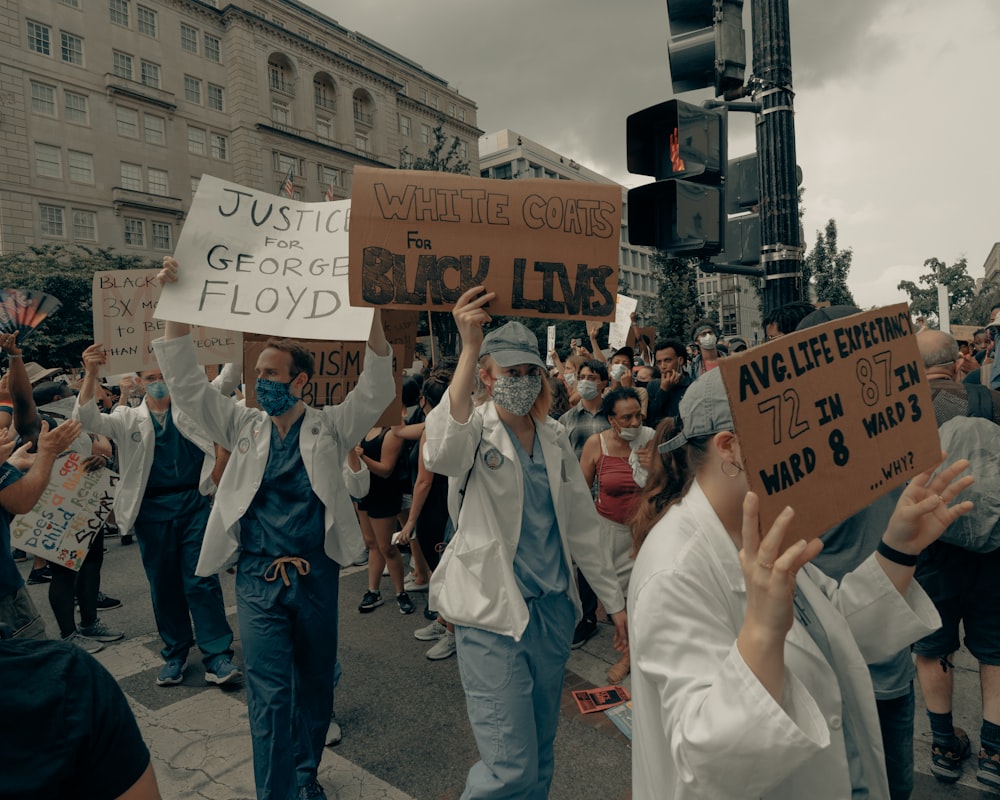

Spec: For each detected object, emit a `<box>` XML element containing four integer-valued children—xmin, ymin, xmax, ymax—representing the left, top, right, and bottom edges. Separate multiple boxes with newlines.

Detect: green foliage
<box><xmin>651</xmin><ymin>251</ymin><xmax>704</xmax><ymax>340</ymax></box>
<box><xmin>952</xmin><ymin>271</ymin><xmax>1000</xmax><ymax>326</ymax></box>
<box><xmin>896</xmin><ymin>257</ymin><xmax>976</xmax><ymax>319</ymax></box>
<box><xmin>805</xmin><ymin>219</ymin><xmax>856</xmax><ymax>306</ymax></box>
<box><xmin>0</xmin><ymin>244</ymin><xmax>155</xmax><ymax>367</ymax></box>
<box><xmin>400</xmin><ymin>116</ymin><xmax>470</xmax><ymax>176</ymax></box>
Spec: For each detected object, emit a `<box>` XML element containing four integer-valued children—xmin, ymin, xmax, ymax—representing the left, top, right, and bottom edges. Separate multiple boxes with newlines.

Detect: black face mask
<box><xmin>634</xmin><ymin>380</ymin><xmax>649</xmax><ymax>389</ymax></box>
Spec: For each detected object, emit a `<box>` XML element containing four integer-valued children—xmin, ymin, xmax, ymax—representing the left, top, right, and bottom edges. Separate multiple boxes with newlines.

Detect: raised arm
<box><xmin>448</xmin><ymin>286</ymin><xmax>495</xmax><ymax>424</ymax></box>
<box><xmin>157</xmin><ymin>257</ymin><xmax>191</xmax><ymax>340</ymax></box>
<box><xmin>0</xmin><ymin>333</ymin><xmax>41</xmax><ymax>443</ymax></box>
<box><xmin>0</xmin><ymin>419</ymin><xmax>84</xmax><ymax>514</ymax></box>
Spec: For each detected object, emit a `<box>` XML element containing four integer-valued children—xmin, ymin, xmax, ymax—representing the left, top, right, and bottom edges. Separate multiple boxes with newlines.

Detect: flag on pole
<box><xmin>324</xmin><ymin>183</ymin><xmax>335</xmax><ymax>202</ymax></box>
<box><xmin>279</xmin><ymin>165</ymin><xmax>295</xmax><ymax>198</ymax></box>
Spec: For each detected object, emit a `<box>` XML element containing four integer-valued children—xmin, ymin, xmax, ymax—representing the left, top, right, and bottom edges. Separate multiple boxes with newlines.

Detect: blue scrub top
<box><xmin>139</xmin><ymin>408</ymin><xmax>205</xmax><ymax>523</ymax></box>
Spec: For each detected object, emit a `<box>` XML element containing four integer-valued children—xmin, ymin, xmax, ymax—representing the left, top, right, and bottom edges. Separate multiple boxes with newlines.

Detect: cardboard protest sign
<box><xmin>11</xmin><ymin>454</ymin><xmax>117</xmax><ymax>570</ymax></box>
<box><xmin>93</xmin><ymin>269</ymin><xmax>241</xmax><ymax>378</ymax></box>
<box><xmin>348</xmin><ymin>166</ymin><xmax>621</xmax><ymax>320</ymax></box>
<box><xmin>717</xmin><ymin>304</ymin><xmax>941</xmax><ymax>547</ymax></box>
<box><xmin>157</xmin><ymin>175</ymin><xmax>373</xmax><ymax>339</ymax></box>
<box><xmin>608</xmin><ymin>295</ymin><xmax>638</xmax><ymax>352</ymax></box>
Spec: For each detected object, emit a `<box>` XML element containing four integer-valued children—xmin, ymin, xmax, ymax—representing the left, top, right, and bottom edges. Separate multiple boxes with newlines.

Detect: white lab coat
<box><xmin>152</xmin><ymin>334</ymin><xmax>393</xmax><ymax>576</ymax></box>
<box><xmin>423</xmin><ymin>391</ymin><xmax>625</xmax><ymax>641</ymax></box>
<box><xmin>628</xmin><ymin>481</ymin><xmax>941</xmax><ymax>800</ymax></box>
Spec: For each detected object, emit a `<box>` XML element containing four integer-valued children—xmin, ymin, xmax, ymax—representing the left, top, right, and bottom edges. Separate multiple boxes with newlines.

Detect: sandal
<box><xmin>607</xmin><ymin>652</ymin><xmax>630</xmax><ymax>684</ymax></box>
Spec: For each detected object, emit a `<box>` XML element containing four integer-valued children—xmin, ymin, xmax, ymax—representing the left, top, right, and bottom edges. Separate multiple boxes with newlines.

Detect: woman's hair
<box><xmin>601</xmin><ymin>386</ymin><xmax>640</xmax><ymax>419</ymax></box>
<box><xmin>478</xmin><ymin>354</ymin><xmax>552</xmax><ymax>420</ymax></box>
<box><xmin>421</xmin><ymin>369</ymin><xmax>452</xmax><ymax>409</ymax></box>
<box><xmin>629</xmin><ymin>417</ymin><xmax>713</xmax><ymax>556</ymax></box>
<box><xmin>548</xmin><ymin>374</ymin><xmax>570</xmax><ymax>418</ymax></box>
<box><xmin>565</xmin><ymin>353</ymin><xmax>588</xmax><ymax>372</ymax></box>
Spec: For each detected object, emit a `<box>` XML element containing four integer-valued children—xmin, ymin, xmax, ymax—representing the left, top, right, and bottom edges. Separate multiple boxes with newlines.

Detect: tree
<box><xmin>805</xmin><ymin>219</ymin><xmax>856</xmax><ymax>306</ymax></box>
<box><xmin>952</xmin><ymin>271</ymin><xmax>1000</xmax><ymax>326</ymax></box>
<box><xmin>651</xmin><ymin>251</ymin><xmax>704</xmax><ymax>340</ymax></box>
<box><xmin>896</xmin><ymin>257</ymin><xmax>976</xmax><ymax>319</ymax></box>
<box><xmin>0</xmin><ymin>244</ymin><xmax>156</xmax><ymax>367</ymax></box>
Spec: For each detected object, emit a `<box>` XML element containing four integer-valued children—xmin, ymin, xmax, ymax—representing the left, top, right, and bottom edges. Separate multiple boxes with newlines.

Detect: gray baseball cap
<box><xmin>659</xmin><ymin>368</ymin><xmax>734</xmax><ymax>453</ymax></box>
<box><xmin>479</xmin><ymin>321</ymin><xmax>546</xmax><ymax>370</ymax></box>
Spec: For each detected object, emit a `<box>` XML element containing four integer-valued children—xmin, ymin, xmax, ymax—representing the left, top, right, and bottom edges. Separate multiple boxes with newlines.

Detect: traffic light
<box><xmin>665</xmin><ymin>0</ymin><xmax>746</xmax><ymax>96</ymax></box>
<box><xmin>626</xmin><ymin>99</ymin><xmax>725</xmax><ymax>256</ymax></box>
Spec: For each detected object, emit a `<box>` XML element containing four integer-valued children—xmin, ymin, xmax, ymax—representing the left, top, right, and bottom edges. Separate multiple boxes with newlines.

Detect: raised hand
<box><xmin>452</xmin><ymin>286</ymin><xmax>496</xmax><ymax>352</ymax></box>
<box><xmin>883</xmin><ymin>456</ymin><xmax>974</xmax><ymax>555</ymax></box>
<box><xmin>81</xmin><ymin>343</ymin><xmax>106</xmax><ymax>376</ymax></box>
<box><xmin>36</xmin><ymin>419</ymin><xmax>83</xmax><ymax>459</ymax></box>
<box><xmin>158</xmin><ymin>256</ymin><xmax>179</xmax><ymax>286</ymax></box>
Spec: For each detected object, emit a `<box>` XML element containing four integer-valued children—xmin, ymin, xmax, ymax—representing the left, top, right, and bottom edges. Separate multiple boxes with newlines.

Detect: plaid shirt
<box><xmin>558</xmin><ymin>403</ymin><xmax>609</xmax><ymax>459</ymax></box>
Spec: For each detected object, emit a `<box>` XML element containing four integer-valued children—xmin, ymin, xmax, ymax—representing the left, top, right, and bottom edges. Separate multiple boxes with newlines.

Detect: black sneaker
<box><xmin>27</xmin><ymin>566</ymin><xmax>53</xmax><ymax>585</ymax></box>
<box><xmin>931</xmin><ymin>727</ymin><xmax>972</xmax><ymax>783</ymax></box>
<box><xmin>978</xmin><ymin>747</ymin><xmax>1000</xmax><ymax>789</ymax></box>
<box><xmin>571</xmin><ymin>617</ymin><xmax>598</xmax><ymax>649</ymax></box>
<box><xmin>120</xmin><ymin>533</ymin><xmax>134</xmax><ymax>546</ymax></box>
<box><xmin>95</xmin><ymin>592</ymin><xmax>123</xmax><ymax>611</ymax></box>
<box><xmin>358</xmin><ymin>590</ymin><xmax>383</xmax><ymax>613</ymax></box>
<box><xmin>12</xmin><ymin>549</ymin><xmax>28</xmax><ymax>563</ymax></box>
<box><xmin>397</xmin><ymin>591</ymin><xmax>415</xmax><ymax>615</ymax></box>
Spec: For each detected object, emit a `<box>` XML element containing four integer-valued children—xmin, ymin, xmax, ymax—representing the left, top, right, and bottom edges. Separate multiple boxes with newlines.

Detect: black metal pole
<box><xmin>751</xmin><ymin>0</ymin><xmax>803</xmax><ymax>314</ymax></box>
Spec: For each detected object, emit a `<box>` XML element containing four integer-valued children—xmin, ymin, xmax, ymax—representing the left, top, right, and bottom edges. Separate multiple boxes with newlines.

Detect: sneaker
<box><xmin>95</xmin><ymin>592</ymin><xmax>123</xmax><ymax>611</ymax></box>
<box><xmin>156</xmin><ymin>659</ymin><xmax>186</xmax><ymax>686</ymax></box>
<box><xmin>120</xmin><ymin>533</ymin><xmax>134</xmax><ymax>546</ymax></box>
<box><xmin>414</xmin><ymin>620</ymin><xmax>446</xmax><ymax>641</ymax></box>
<box><xmin>205</xmin><ymin>656</ymin><xmax>242</xmax><ymax>686</ymax></box>
<box><xmin>397</xmin><ymin>591</ymin><xmax>415</xmax><ymax>615</ymax></box>
<box><xmin>404</xmin><ymin>575</ymin><xmax>429</xmax><ymax>593</ymax></box>
<box><xmin>77</xmin><ymin>619</ymin><xmax>124</xmax><ymax>643</ymax></box>
<box><xmin>978</xmin><ymin>747</ymin><xmax>1000</xmax><ymax>789</ymax></box>
<box><xmin>297</xmin><ymin>781</ymin><xmax>327</xmax><ymax>800</ymax></box>
<box><xmin>931</xmin><ymin>727</ymin><xmax>972</xmax><ymax>783</ymax></box>
<box><xmin>325</xmin><ymin>716</ymin><xmax>342</xmax><ymax>747</ymax></box>
<box><xmin>426</xmin><ymin>630</ymin><xmax>456</xmax><ymax>660</ymax></box>
<box><xmin>12</xmin><ymin>549</ymin><xmax>28</xmax><ymax>563</ymax></box>
<box><xmin>358</xmin><ymin>589</ymin><xmax>383</xmax><ymax>613</ymax></box>
<box><xmin>571</xmin><ymin>617</ymin><xmax>598</xmax><ymax>649</ymax></box>
<box><xmin>423</xmin><ymin>606</ymin><xmax>440</xmax><ymax>621</ymax></box>
<box><xmin>103</xmin><ymin>526</ymin><xmax>121</xmax><ymax>538</ymax></box>
<box><xmin>63</xmin><ymin>631</ymin><xmax>104</xmax><ymax>655</ymax></box>
<box><xmin>351</xmin><ymin>548</ymin><xmax>369</xmax><ymax>567</ymax></box>
<box><xmin>27</xmin><ymin>566</ymin><xmax>52</xmax><ymax>585</ymax></box>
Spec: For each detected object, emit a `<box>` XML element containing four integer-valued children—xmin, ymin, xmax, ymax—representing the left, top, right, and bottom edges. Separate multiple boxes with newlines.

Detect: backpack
<box><xmin>935</xmin><ymin>415</ymin><xmax>1000</xmax><ymax>552</ymax></box>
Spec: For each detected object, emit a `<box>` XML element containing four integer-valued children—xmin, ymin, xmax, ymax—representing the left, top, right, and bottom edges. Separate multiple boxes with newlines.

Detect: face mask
<box><xmin>616</xmin><ymin>425</ymin><xmax>640</xmax><ymax>442</ymax></box>
<box><xmin>491</xmin><ymin>374</ymin><xmax>541</xmax><ymax>417</ymax></box>
<box><xmin>255</xmin><ymin>377</ymin><xmax>299</xmax><ymax>417</ymax></box>
<box><xmin>563</xmin><ymin>373</ymin><xmax>577</xmax><ymax>388</ymax></box>
<box><xmin>144</xmin><ymin>380</ymin><xmax>169</xmax><ymax>400</ymax></box>
<box><xmin>609</xmin><ymin>363</ymin><xmax>628</xmax><ymax>381</ymax></box>
<box><xmin>634</xmin><ymin>380</ymin><xmax>649</xmax><ymax>389</ymax></box>
<box><xmin>698</xmin><ymin>333</ymin><xmax>718</xmax><ymax>350</ymax></box>
<box><xmin>577</xmin><ymin>379</ymin><xmax>600</xmax><ymax>401</ymax></box>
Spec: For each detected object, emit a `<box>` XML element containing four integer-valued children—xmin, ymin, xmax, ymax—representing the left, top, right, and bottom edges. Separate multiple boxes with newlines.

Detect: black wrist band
<box><xmin>877</xmin><ymin>540</ymin><xmax>919</xmax><ymax>567</ymax></box>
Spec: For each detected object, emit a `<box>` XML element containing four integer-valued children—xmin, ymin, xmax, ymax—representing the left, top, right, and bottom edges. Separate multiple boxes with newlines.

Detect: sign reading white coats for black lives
<box><xmin>717</xmin><ymin>304</ymin><xmax>941</xmax><ymax>550</ymax></box>
<box><xmin>348</xmin><ymin>167</ymin><xmax>622</xmax><ymax>320</ymax></box>
<box><xmin>158</xmin><ymin>175</ymin><xmax>373</xmax><ymax>340</ymax></box>
<box><xmin>93</xmin><ymin>269</ymin><xmax>241</xmax><ymax>378</ymax></box>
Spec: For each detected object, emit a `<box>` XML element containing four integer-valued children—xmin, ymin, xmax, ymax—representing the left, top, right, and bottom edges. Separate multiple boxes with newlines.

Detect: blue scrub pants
<box><xmin>134</xmin><ymin>501</ymin><xmax>233</xmax><ymax>665</ymax></box>
<box><xmin>236</xmin><ymin>551</ymin><xmax>340</xmax><ymax>800</ymax></box>
<box><xmin>456</xmin><ymin>592</ymin><xmax>576</xmax><ymax>800</ymax></box>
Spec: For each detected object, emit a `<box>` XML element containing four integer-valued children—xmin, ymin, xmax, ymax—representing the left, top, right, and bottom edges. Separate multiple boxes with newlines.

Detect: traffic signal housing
<box><xmin>665</xmin><ymin>0</ymin><xmax>746</xmax><ymax>96</ymax></box>
<box><xmin>626</xmin><ymin>99</ymin><xmax>726</xmax><ymax>256</ymax></box>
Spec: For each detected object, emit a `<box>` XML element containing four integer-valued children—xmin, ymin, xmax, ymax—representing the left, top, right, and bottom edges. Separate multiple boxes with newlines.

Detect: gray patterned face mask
<box><xmin>491</xmin><ymin>374</ymin><xmax>542</xmax><ymax>417</ymax></box>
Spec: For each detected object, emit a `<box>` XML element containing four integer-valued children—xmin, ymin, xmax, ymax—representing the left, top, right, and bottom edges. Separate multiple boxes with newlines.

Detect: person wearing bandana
<box><xmin>154</xmin><ymin>257</ymin><xmax>394</xmax><ymax>800</ymax></box>
<box><xmin>423</xmin><ymin>287</ymin><xmax>627</xmax><ymax>800</ymax></box>
<box><xmin>689</xmin><ymin>319</ymin><xmax>722</xmax><ymax>379</ymax></box>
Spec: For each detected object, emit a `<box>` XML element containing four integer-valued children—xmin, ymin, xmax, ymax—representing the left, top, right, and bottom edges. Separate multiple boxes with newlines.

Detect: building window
<box><xmin>399</xmin><ymin>115</ymin><xmax>411</xmax><ymax>136</ymax></box>
<box><xmin>120</xmin><ymin>162</ymin><xmax>142</xmax><ymax>190</ymax></box>
<box><xmin>143</xmin><ymin>114</ymin><xmax>165</xmax><ymax>144</ymax></box>
<box><xmin>355</xmin><ymin>133</ymin><xmax>369</xmax><ymax>154</ymax></box>
<box><xmin>73</xmin><ymin>209</ymin><xmax>97</xmax><ymax>241</ymax></box>
<box><xmin>27</xmin><ymin>21</ymin><xmax>51</xmax><ymax>55</ymax></box>
<box><xmin>204</xmin><ymin>34</ymin><xmax>221</xmax><ymax>62</ymax></box>
<box><xmin>207</xmin><ymin>84</ymin><xmax>224</xmax><ymax>111</ymax></box>
<box><xmin>40</xmin><ymin>205</ymin><xmax>65</xmax><ymax>237</ymax></box>
<box><xmin>268</xmin><ymin>60</ymin><xmax>288</xmax><ymax>92</ymax></box>
<box><xmin>184</xmin><ymin>76</ymin><xmax>202</xmax><ymax>104</ymax></box>
<box><xmin>60</xmin><ymin>32</ymin><xmax>84</xmax><ymax>65</ymax></box>
<box><xmin>430</xmin><ymin>94</ymin><xmax>438</xmax><ymax>110</ymax></box>
<box><xmin>271</xmin><ymin>101</ymin><xmax>290</xmax><ymax>127</ymax></box>
<box><xmin>401</xmin><ymin>151</ymin><xmax>414</xmax><ymax>169</ymax></box>
<box><xmin>137</xmin><ymin>6</ymin><xmax>156</xmax><ymax>36</ymax></box>
<box><xmin>148</xmin><ymin>168</ymin><xmax>168</xmax><ymax>196</ymax></box>
<box><xmin>180</xmin><ymin>23</ymin><xmax>198</xmax><ymax>53</ymax></box>
<box><xmin>187</xmin><ymin>126</ymin><xmax>206</xmax><ymax>155</ymax></box>
<box><xmin>140</xmin><ymin>60</ymin><xmax>160</xmax><ymax>88</ymax></box>
<box><xmin>68</xmin><ymin>150</ymin><xmax>93</xmax><ymax>183</ymax></box>
<box><xmin>124</xmin><ymin>218</ymin><xmax>145</xmax><ymax>246</ymax></box>
<box><xmin>318</xmin><ymin>164</ymin><xmax>341</xmax><ymax>187</ymax></box>
<box><xmin>316</xmin><ymin>118</ymin><xmax>331</xmax><ymax>143</ymax></box>
<box><xmin>493</xmin><ymin>164</ymin><xmax>512</xmax><ymax>180</ymax></box>
<box><xmin>420</xmin><ymin>124</ymin><xmax>430</xmax><ymax>144</ymax></box>
<box><xmin>65</xmin><ymin>90</ymin><xmax>89</xmax><ymax>123</ymax></box>
<box><xmin>448</xmin><ymin>103</ymin><xmax>456</xmax><ymax>118</ymax></box>
<box><xmin>190</xmin><ymin>176</ymin><xmax>200</xmax><ymax>197</ymax></box>
<box><xmin>272</xmin><ymin>152</ymin><xmax>296</xmax><ymax>174</ymax></box>
<box><xmin>30</xmin><ymin>82</ymin><xmax>56</xmax><ymax>115</ymax></box>
<box><xmin>116</xmin><ymin>106</ymin><xmax>138</xmax><ymax>137</ymax></box>
<box><xmin>459</xmin><ymin>108</ymin><xmax>466</xmax><ymax>122</ymax></box>
<box><xmin>61</xmin><ymin>0</ymin><xmax>81</xmax><ymax>7</ymax></box>
<box><xmin>35</xmin><ymin>143</ymin><xmax>62</xmax><ymax>178</ymax></box>
<box><xmin>151</xmin><ymin>222</ymin><xmax>172</xmax><ymax>250</ymax></box>
<box><xmin>314</xmin><ymin>78</ymin><xmax>335</xmax><ymax>111</ymax></box>
<box><xmin>459</xmin><ymin>140</ymin><xmax>468</xmax><ymax>160</ymax></box>
<box><xmin>210</xmin><ymin>133</ymin><xmax>227</xmax><ymax>160</ymax></box>
<box><xmin>112</xmin><ymin>51</ymin><xmax>133</xmax><ymax>79</ymax></box>
<box><xmin>109</xmin><ymin>0</ymin><xmax>129</xmax><ymax>26</ymax></box>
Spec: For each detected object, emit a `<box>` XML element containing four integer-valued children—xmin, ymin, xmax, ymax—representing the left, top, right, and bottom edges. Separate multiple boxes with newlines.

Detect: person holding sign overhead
<box><xmin>422</xmin><ymin>286</ymin><xmax>627</xmax><ymax>800</ymax></box>
<box><xmin>627</xmin><ymin>368</ymin><xmax>975</xmax><ymax>800</ymax></box>
<box><xmin>154</xmin><ymin>256</ymin><xmax>394</xmax><ymax>800</ymax></box>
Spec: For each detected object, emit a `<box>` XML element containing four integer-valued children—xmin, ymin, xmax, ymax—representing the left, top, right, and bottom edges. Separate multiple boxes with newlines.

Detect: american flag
<box><xmin>324</xmin><ymin>183</ymin><xmax>335</xmax><ymax>202</ymax></box>
<box><xmin>279</xmin><ymin>165</ymin><xmax>295</xmax><ymax>199</ymax></box>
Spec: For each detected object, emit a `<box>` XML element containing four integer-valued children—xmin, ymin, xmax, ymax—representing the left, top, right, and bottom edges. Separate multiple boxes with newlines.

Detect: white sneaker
<box><xmin>404</xmin><ymin>576</ymin><xmax>429</xmax><ymax>593</ymax></box>
<box><xmin>414</xmin><ymin>620</ymin><xmax>446</xmax><ymax>641</ymax></box>
<box><xmin>64</xmin><ymin>631</ymin><xmax>104</xmax><ymax>655</ymax></box>
<box><xmin>426</xmin><ymin>630</ymin><xmax>456</xmax><ymax>660</ymax></box>
<box><xmin>325</xmin><ymin>716</ymin><xmax>342</xmax><ymax>747</ymax></box>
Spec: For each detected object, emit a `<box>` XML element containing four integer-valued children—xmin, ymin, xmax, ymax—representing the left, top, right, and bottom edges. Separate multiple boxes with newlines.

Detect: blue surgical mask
<box><xmin>145</xmin><ymin>380</ymin><xmax>169</xmax><ymax>400</ymax></box>
<box><xmin>255</xmin><ymin>377</ymin><xmax>299</xmax><ymax>417</ymax></box>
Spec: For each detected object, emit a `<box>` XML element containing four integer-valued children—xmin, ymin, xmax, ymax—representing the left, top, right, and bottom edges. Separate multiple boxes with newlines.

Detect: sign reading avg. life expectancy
<box><xmin>11</xmin><ymin>454</ymin><xmax>117</xmax><ymax>570</ymax></box>
<box><xmin>94</xmin><ymin>270</ymin><xmax>241</xmax><ymax>378</ymax></box>
<box><xmin>717</xmin><ymin>304</ymin><xmax>942</xmax><ymax>548</ymax></box>
<box><xmin>348</xmin><ymin>167</ymin><xmax>622</xmax><ymax>320</ymax></box>
<box><xmin>157</xmin><ymin>174</ymin><xmax>374</xmax><ymax>339</ymax></box>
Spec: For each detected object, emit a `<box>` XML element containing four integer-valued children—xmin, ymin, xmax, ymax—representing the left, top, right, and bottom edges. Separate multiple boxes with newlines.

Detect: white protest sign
<box><xmin>546</xmin><ymin>325</ymin><xmax>556</xmax><ymax>366</ymax></box>
<box><xmin>11</xmin><ymin>454</ymin><xmax>117</xmax><ymax>571</ymax></box>
<box><xmin>608</xmin><ymin>295</ymin><xmax>638</xmax><ymax>351</ymax></box>
<box><xmin>93</xmin><ymin>270</ymin><xmax>241</xmax><ymax>378</ymax></box>
<box><xmin>158</xmin><ymin>175</ymin><xmax>373</xmax><ymax>340</ymax></box>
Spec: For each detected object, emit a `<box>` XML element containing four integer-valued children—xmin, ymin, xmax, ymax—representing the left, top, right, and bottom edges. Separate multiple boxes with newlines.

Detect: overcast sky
<box><xmin>319</xmin><ymin>0</ymin><xmax>1000</xmax><ymax>311</ymax></box>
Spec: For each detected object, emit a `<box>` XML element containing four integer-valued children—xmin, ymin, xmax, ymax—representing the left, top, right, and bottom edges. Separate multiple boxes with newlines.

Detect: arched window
<box><xmin>267</xmin><ymin>53</ymin><xmax>295</xmax><ymax>93</ymax></box>
<box><xmin>352</xmin><ymin>89</ymin><xmax>374</xmax><ymax>126</ymax></box>
<box><xmin>313</xmin><ymin>73</ymin><xmax>336</xmax><ymax>112</ymax></box>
